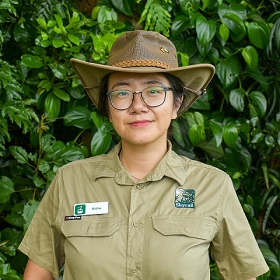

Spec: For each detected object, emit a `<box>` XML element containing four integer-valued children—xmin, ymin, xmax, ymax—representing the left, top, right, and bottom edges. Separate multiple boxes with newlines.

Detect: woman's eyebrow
<box><xmin>146</xmin><ymin>80</ymin><xmax>164</xmax><ymax>85</ymax></box>
<box><xmin>111</xmin><ymin>82</ymin><xmax>129</xmax><ymax>89</ymax></box>
<box><xmin>111</xmin><ymin>79</ymin><xmax>164</xmax><ymax>89</ymax></box>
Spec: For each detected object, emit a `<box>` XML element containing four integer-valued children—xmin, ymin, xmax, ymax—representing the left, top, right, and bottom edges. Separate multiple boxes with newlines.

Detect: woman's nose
<box><xmin>129</xmin><ymin>92</ymin><xmax>148</xmax><ymax>112</ymax></box>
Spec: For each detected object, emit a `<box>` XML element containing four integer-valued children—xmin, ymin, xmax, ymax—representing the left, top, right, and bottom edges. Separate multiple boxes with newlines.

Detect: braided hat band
<box><xmin>112</xmin><ymin>59</ymin><xmax>173</xmax><ymax>69</ymax></box>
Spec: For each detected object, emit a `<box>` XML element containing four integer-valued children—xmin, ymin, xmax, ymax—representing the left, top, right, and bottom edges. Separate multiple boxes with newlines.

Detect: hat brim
<box><xmin>70</xmin><ymin>58</ymin><xmax>215</xmax><ymax>115</ymax></box>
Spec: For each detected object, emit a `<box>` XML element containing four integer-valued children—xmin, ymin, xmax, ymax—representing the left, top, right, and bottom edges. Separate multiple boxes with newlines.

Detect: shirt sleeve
<box><xmin>18</xmin><ymin>169</ymin><xmax>65</xmax><ymax>278</ymax></box>
<box><xmin>210</xmin><ymin>176</ymin><xmax>269</xmax><ymax>280</ymax></box>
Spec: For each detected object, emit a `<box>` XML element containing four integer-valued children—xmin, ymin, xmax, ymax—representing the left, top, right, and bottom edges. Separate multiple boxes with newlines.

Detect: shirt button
<box><xmin>136</xmin><ymin>184</ymin><xmax>141</xmax><ymax>190</ymax></box>
<box><xmin>133</xmin><ymin>221</ymin><xmax>138</xmax><ymax>227</ymax></box>
<box><xmin>131</xmin><ymin>266</ymin><xmax>136</xmax><ymax>273</ymax></box>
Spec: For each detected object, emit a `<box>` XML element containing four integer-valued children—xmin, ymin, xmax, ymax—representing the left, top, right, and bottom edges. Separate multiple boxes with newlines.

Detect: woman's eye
<box><xmin>115</xmin><ymin>91</ymin><xmax>129</xmax><ymax>97</ymax></box>
<box><xmin>147</xmin><ymin>87</ymin><xmax>163</xmax><ymax>94</ymax></box>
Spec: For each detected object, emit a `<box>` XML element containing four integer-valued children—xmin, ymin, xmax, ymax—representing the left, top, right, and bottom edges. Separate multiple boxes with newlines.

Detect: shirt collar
<box><xmin>93</xmin><ymin>141</ymin><xmax>189</xmax><ymax>185</ymax></box>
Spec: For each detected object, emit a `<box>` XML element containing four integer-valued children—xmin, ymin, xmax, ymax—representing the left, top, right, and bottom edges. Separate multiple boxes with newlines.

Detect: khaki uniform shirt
<box><xmin>19</xmin><ymin>142</ymin><xmax>268</xmax><ymax>280</ymax></box>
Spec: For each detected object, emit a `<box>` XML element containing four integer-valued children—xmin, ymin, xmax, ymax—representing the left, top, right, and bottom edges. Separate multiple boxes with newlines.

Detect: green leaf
<box><xmin>13</xmin><ymin>23</ymin><xmax>29</xmax><ymax>43</ymax></box>
<box><xmin>38</xmin><ymin>159</ymin><xmax>50</xmax><ymax>173</ymax></box>
<box><xmin>67</xmin><ymin>11</ymin><xmax>81</xmax><ymax>28</ymax></box>
<box><xmin>5</xmin><ymin>213</ymin><xmax>25</xmax><ymax>227</ymax></box>
<box><xmin>91</xmin><ymin>130</ymin><xmax>112</xmax><ymax>156</ymax></box>
<box><xmin>197</xmin><ymin>138</ymin><xmax>224</xmax><ymax>158</ymax></box>
<box><xmin>242</xmin><ymin>46</ymin><xmax>258</xmax><ymax>70</ymax></box>
<box><xmin>194</xmin><ymin>112</ymin><xmax>204</xmax><ymax>126</ymax></box>
<box><xmin>218</xmin><ymin>3</ymin><xmax>247</xmax><ymax>42</ymax></box>
<box><xmin>9</xmin><ymin>146</ymin><xmax>29</xmax><ymax>164</ymax></box>
<box><xmin>53</xmin><ymin>88</ymin><xmax>70</xmax><ymax>101</ymax></box>
<box><xmin>0</xmin><ymin>263</ymin><xmax>21</xmax><ymax>279</ymax></box>
<box><xmin>91</xmin><ymin>111</ymin><xmax>105</xmax><ymax>130</ymax></box>
<box><xmin>51</xmin><ymin>64</ymin><xmax>67</xmax><ymax>80</ymax></box>
<box><xmin>202</xmin><ymin>0</ymin><xmax>210</xmax><ymax>10</ymax></box>
<box><xmin>249</xmin><ymin>91</ymin><xmax>267</xmax><ymax>118</ymax></box>
<box><xmin>216</xmin><ymin>56</ymin><xmax>241</xmax><ymax>88</ymax></box>
<box><xmin>171</xmin><ymin>120</ymin><xmax>183</xmax><ymax>144</ymax></box>
<box><xmin>0</xmin><ymin>176</ymin><xmax>14</xmax><ymax>204</ymax></box>
<box><xmin>23</xmin><ymin>200</ymin><xmax>40</xmax><ymax>231</ymax></box>
<box><xmin>248</xmin><ymin>22</ymin><xmax>270</xmax><ymax>49</ymax></box>
<box><xmin>44</xmin><ymin>93</ymin><xmax>61</xmax><ymax>119</ymax></box>
<box><xmin>240</xmin><ymin>147</ymin><xmax>252</xmax><ymax>171</ymax></box>
<box><xmin>185</xmin><ymin>112</ymin><xmax>196</xmax><ymax>126</ymax></box>
<box><xmin>21</xmin><ymin>54</ymin><xmax>43</xmax><ymax>68</ymax></box>
<box><xmin>265</xmin><ymin>135</ymin><xmax>275</xmax><ymax>148</ymax></box>
<box><xmin>171</xmin><ymin>15</ymin><xmax>190</xmax><ymax>37</ymax></box>
<box><xmin>98</xmin><ymin>6</ymin><xmax>117</xmax><ymax>23</ymax></box>
<box><xmin>209</xmin><ymin>120</ymin><xmax>223</xmax><ymax>147</ymax></box>
<box><xmin>64</xmin><ymin>107</ymin><xmax>93</xmax><ymax>129</ymax></box>
<box><xmin>37</xmin><ymin>17</ymin><xmax>47</xmax><ymax>29</ymax></box>
<box><xmin>178</xmin><ymin>52</ymin><xmax>189</xmax><ymax>66</ymax></box>
<box><xmin>33</xmin><ymin>174</ymin><xmax>45</xmax><ymax>188</ymax></box>
<box><xmin>54</xmin><ymin>147</ymin><xmax>85</xmax><ymax>164</ymax></box>
<box><xmin>68</xmin><ymin>34</ymin><xmax>80</xmax><ymax>45</ymax></box>
<box><xmin>196</xmin><ymin>15</ymin><xmax>216</xmax><ymax>47</ymax></box>
<box><xmin>222</xmin><ymin>13</ymin><xmax>246</xmax><ymax>42</ymax></box>
<box><xmin>223</xmin><ymin>123</ymin><xmax>238</xmax><ymax>148</ymax></box>
<box><xmin>54</xmin><ymin>14</ymin><xmax>67</xmax><ymax>35</ymax></box>
<box><xmin>111</xmin><ymin>0</ymin><xmax>133</xmax><ymax>16</ymax></box>
<box><xmin>219</xmin><ymin>22</ymin><xmax>229</xmax><ymax>43</ymax></box>
<box><xmin>41</xmin><ymin>134</ymin><xmax>54</xmax><ymax>151</ymax></box>
<box><xmin>229</xmin><ymin>88</ymin><xmax>245</xmax><ymax>112</ymax></box>
<box><xmin>251</xmin><ymin>131</ymin><xmax>264</xmax><ymax>144</ymax></box>
<box><xmin>188</xmin><ymin>124</ymin><xmax>206</xmax><ymax>146</ymax></box>
<box><xmin>38</xmin><ymin>79</ymin><xmax>52</xmax><ymax>92</ymax></box>
<box><xmin>52</xmin><ymin>39</ymin><xmax>64</xmax><ymax>48</ymax></box>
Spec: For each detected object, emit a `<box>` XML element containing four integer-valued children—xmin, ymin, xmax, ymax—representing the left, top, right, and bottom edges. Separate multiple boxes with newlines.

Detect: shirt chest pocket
<box><xmin>62</xmin><ymin>217</ymin><xmax>122</xmax><ymax>238</ymax></box>
<box><xmin>61</xmin><ymin>217</ymin><xmax>124</xmax><ymax>271</ymax></box>
<box><xmin>151</xmin><ymin>215</ymin><xmax>217</xmax><ymax>240</ymax></box>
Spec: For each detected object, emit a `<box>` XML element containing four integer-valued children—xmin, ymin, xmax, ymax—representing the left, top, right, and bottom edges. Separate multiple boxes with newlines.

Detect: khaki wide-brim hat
<box><xmin>71</xmin><ymin>30</ymin><xmax>215</xmax><ymax>115</ymax></box>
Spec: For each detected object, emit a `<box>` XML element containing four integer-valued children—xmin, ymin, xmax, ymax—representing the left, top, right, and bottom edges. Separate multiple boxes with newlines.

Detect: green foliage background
<box><xmin>0</xmin><ymin>0</ymin><xmax>279</xmax><ymax>278</ymax></box>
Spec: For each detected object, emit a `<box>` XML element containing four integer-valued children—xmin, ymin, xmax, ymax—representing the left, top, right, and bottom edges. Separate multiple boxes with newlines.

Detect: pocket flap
<box><xmin>62</xmin><ymin>217</ymin><xmax>121</xmax><ymax>237</ymax></box>
<box><xmin>152</xmin><ymin>215</ymin><xmax>216</xmax><ymax>240</ymax></box>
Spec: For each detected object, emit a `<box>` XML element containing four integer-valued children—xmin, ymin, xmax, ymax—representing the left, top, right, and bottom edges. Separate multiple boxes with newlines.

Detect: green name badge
<box><xmin>74</xmin><ymin>202</ymin><xmax>108</xmax><ymax>216</ymax></box>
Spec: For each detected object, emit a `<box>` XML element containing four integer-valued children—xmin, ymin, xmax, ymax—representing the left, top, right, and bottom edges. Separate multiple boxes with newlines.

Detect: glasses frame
<box><xmin>106</xmin><ymin>86</ymin><xmax>172</xmax><ymax>110</ymax></box>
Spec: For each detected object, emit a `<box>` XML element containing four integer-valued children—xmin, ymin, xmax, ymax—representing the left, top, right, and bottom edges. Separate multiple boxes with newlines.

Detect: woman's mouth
<box><xmin>130</xmin><ymin>120</ymin><xmax>152</xmax><ymax>127</ymax></box>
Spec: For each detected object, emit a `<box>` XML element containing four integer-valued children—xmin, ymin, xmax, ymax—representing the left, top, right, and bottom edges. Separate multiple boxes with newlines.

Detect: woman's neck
<box><xmin>119</xmin><ymin>140</ymin><xmax>168</xmax><ymax>182</ymax></box>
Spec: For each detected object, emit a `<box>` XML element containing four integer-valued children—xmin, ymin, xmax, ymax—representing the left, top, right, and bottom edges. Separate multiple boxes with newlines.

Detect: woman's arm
<box><xmin>24</xmin><ymin>259</ymin><xmax>54</xmax><ymax>280</ymax></box>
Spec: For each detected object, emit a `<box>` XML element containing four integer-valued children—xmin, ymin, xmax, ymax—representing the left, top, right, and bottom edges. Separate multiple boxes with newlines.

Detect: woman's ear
<box><xmin>172</xmin><ymin>96</ymin><xmax>183</xmax><ymax>119</ymax></box>
<box><xmin>175</xmin><ymin>96</ymin><xmax>183</xmax><ymax>111</ymax></box>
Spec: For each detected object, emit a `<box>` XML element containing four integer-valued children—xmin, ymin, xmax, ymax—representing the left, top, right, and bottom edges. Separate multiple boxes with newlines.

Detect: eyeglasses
<box><xmin>106</xmin><ymin>86</ymin><xmax>172</xmax><ymax>110</ymax></box>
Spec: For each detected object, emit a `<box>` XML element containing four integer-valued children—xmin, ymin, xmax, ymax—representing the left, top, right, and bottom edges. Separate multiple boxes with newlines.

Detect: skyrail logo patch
<box><xmin>175</xmin><ymin>188</ymin><xmax>195</xmax><ymax>208</ymax></box>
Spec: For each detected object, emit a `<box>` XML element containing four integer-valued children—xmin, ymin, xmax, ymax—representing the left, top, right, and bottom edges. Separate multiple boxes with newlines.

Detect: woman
<box><xmin>19</xmin><ymin>30</ymin><xmax>268</xmax><ymax>279</ymax></box>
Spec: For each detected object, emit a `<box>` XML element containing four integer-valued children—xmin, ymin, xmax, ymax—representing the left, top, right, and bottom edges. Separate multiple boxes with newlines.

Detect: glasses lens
<box><xmin>142</xmin><ymin>86</ymin><xmax>167</xmax><ymax>107</ymax></box>
<box><xmin>110</xmin><ymin>90</ymin><xmax>133</xmax><ymax>109</ymax></box>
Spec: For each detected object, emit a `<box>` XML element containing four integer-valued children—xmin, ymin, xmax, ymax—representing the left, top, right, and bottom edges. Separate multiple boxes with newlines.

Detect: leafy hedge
<box><xmin>0</xmin><ymin>0</ymin><xmax>279</xmax><ymax>279</ymax></box>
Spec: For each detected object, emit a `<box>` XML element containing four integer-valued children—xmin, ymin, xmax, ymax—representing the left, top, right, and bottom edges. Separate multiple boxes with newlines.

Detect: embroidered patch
<box><xmin>175</xmin><ymin>188</ymin><xmax>195</xmax><ymax>208</ymax></box>
<box><xmin>64</xmin><ymin>216</ymin><xmax>81</xmax><ymax>221</ymax></box>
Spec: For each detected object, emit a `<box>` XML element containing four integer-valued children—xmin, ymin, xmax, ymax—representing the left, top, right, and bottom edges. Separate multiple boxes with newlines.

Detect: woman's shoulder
<box><xmin>59</xmin><ymin>147</ymin><xmax>116</xmax><ymax>174</ymax></box>
<box><xmin>171</xmin><ymin>150</ymin><xmax>229</xmax><ymax>177</ymax></box>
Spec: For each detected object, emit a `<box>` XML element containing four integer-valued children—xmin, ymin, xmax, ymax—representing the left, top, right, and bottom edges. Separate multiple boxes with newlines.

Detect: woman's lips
<box><xmin>130</xmin><ymin>120</ymin><xmax>152</xmax><ymax>127</ymax></box>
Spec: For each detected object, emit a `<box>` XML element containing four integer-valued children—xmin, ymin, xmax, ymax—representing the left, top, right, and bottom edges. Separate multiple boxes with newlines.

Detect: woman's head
<box><xmin>100</xmin><ymin>72</ymin><xmax>181</xmax><ymax>146</ymax></box>
<box><xmin>71</xmin><ymin>30</ymin><xmax>215</xmax><ymax>115</ymax></box>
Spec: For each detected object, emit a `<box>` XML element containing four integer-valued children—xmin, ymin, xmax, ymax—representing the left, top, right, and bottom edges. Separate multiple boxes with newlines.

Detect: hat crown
<box><xmin>107</xmin><ymin>30</ymin><xmax>179</xmax><ymax>69</ymax></box>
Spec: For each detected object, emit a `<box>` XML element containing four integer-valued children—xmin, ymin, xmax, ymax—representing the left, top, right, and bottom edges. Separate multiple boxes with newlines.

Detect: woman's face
<box><xmin>107</xmin><ymin>72</ymin><xmax>178</xmax><ymax>146</ymax></box>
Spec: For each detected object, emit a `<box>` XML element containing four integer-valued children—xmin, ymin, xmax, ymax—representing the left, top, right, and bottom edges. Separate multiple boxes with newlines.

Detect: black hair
<box><xmin>97</xmin><ymin>72</ymin><xmax>186</xmax><ymax>118</ymax></box>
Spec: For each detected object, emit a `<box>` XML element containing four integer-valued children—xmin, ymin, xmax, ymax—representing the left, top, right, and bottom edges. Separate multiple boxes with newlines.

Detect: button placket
<box><xmin>127</xmin><ymin>185</ymin><xmax>145</xmax><ymax>279</ymax></box>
